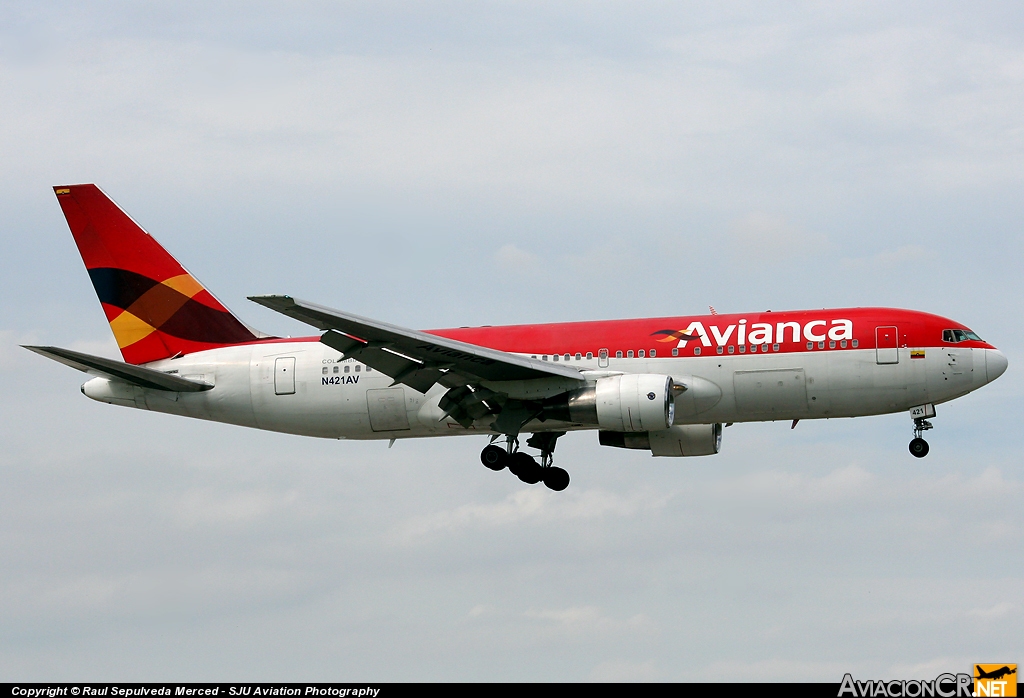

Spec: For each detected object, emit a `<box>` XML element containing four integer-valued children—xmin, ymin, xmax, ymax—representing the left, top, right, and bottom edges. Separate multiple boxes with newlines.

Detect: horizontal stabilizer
<box><xmin>23</xmin><ymin>345</ymin><xmax>213</xmax><ymax>392</ymax></box>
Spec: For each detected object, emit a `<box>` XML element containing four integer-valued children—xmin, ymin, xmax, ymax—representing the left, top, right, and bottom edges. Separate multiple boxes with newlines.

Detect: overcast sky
<box><xmin>1</xmin><ymin>1</ymin><xmax>1022</xmax><ymax>682</ymax></box>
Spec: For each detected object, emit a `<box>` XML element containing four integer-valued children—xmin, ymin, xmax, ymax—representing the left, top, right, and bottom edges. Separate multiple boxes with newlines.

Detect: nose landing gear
<box><xmin>909</xmin><ymin>418</ymin><xmax>933</xmax><ymax>458</ymax></box>
<box><xmin>479</xmin><ymin>432</ymin><xmax>569</xmax><ymax>491</ymax></box>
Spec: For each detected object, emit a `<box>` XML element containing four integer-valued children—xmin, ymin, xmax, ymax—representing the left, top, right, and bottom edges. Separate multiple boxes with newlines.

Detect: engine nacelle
<box><xmin>555</xmin><ymin>374</ymin><xmax>675</xmax><ymax>432</ymax></box>
<box><xmin>596</xmin><ymin>373</ymin><xmax>675</xmax><ymax>432</ymax></box>
<box><xmin>599</xmin><ymin>423</ymin><xmax>723</xmax><ymax>457</ymax></box>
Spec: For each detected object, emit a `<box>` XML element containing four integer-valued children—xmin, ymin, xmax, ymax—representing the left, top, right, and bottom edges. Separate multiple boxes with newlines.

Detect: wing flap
<box><xmin>24</xmin><ymin>345</ymin><xmax>213</xmax><ymax>392</ymax></box>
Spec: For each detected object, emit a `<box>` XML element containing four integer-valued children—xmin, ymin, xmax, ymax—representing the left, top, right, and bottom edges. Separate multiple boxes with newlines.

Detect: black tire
<box><xmin>480</xmin><ymin>444</ymin><xmax>508</xmax><ymax>471</ymax></box>
<box><xmin>509</xmin><ymin>452</ymin><xmax>541</xmax><ymax>484</ymax></box>
<box><xmin>909</xmin><ymin>438</ymin><xmax>929</xmax><ymax>458</ymax></box>
<box><xmin>542</xmin><ymin>466</ymin><xmax>570</xmax><ymax>492</ymax></box>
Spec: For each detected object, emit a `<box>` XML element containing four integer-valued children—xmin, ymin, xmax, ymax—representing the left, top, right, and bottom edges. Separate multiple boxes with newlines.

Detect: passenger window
<box><xmin>650</xmin><ymin>349</ymin><xmax>656</xmax><ymax>358</ymax></box>
<box><xmin>564</xmin><ymin>354</ymin><xmax>570</xmax><ymax>361</ymax></box>
<box><xmin>344</xmin><ymin>366</ymin><xmax>350</xmax><ymax>373</ymax></box>
<box><xmin>322</xmin><ymin>366</ymin><xmax>328</xmax><ymax>375</ymax></box>
<box><xmin>616</xmin><ymin>351</ymin><xmax>623</xmax><ymax>358</ymax></box>
<box><xmin>716</xmin><ymin>346</ymin><xmax>724</xmax><ymax>355</ymax></box>
<box><xmin>627</xmin><ymin>350</ymin><xmax>634</xmax><ymax>358</ymax></box>
<box><xmin>672</xmin><ymin>348</ymin><xmax>679</xmax><ymax>356</ymax></box>
<box><xmin>333</xmin><ymin>365</ymin><xmax>339</xmax><ymax>373</ymax></box>
<box><xmin>638</xmin><ymin>350</ymin><xmax>645</xmax><ymax>358</ymax></box>
<box><xmin>829</xmin><ymin>341</ymin><xmax>836</xmax><ymax>349</ymax></box>
<box><xmin>807</xmin><ymin>342</ymin><xmax>814</xmax><ymax>350</ymax></box>
<box><xmin>355</xmin><ymin>365</ymin><xmax>361</xmax><ymax>372</ymax></box>
<box><xmin>840</xmin><ymin>340</ymin><xmax>847</xmax><ymax>348</ymax></box>
<box><xmin>586</xmin><ymin>352</ymin><xmax>593</xmax><ymax>360</ymax></box>
<box><xmin>762</xmin><ymin>344</ymin><xmax>768</xmax><ymax>352</ymax></box>
<box><xmin>553</xmin><ymin>354</ymin><xmax>559</xmax><ymax>361</ymax></box>
<box><xmin>543</xmin><ymin>355</ymin><xmax>549</xmax><ymax>361</ymax></box>
<box><xmin>693</xmin><ymin>347</ymin><xmax>701</xmax><ymax>356</ymax></box>
<box><xmin>852</xmin><ymin>339</ymin><xmax>859</xmax><ymax>348</ymax></box>
<box><xmin>575</xmin><ymin>353</ymin><xmax>582</xmax><ymax>360</ymax></box>
<box><xmin>727</xmin><ymin>345</ymin><xmax>735</xmax><ymax>354</ymax></box>
<box><xmin>739</xmin><ymin>345</ymin><xmax>746</xmax><ymax>353</ymax></box>
<box><xmin>772</xmin><ymin>343</ymin><xmax>779</xmax><ymax>352</ymax></box>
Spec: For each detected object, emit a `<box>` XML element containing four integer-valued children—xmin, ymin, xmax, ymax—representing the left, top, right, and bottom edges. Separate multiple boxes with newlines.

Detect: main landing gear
<box><xmin>480</xmin><ymin>432</ymin><xmax>570</xmax><ymax>491</ymax></box>
<box><xmin>909</xmin><ymin>417</ymin><xmax>933</xmax><ymax>458</ymax></box>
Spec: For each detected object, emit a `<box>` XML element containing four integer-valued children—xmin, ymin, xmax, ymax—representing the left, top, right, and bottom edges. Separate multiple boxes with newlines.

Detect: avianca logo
<box><xmin>652</xmin><ymin>319</ymin><xmax>854</xmax><ymax>347</ymax></box>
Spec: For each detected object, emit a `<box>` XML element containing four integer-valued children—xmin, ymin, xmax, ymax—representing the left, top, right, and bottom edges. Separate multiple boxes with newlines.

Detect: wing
<box><xmin>248</xmin><ymin>295</ymin><xmax>584</xmax><ymax>394</ymax></box>
<box><xmin>24</xmin><ymin>345</ymin><xmax>213</xmax><ymax>392</ymax></box>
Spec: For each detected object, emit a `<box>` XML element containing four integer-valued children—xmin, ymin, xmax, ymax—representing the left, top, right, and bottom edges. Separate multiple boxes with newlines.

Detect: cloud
<box><xmin>727</xmin><ymin>212</ymin><xmax>829</xmax><ymax>262</ymax></box>
<box><xmin>966</xmin><ymin>602</ymin><xmax>1017</xmax><ymax>620</ymax></box>
<box><xmin>886</xmin><ymin>658</ymin><xmax>970</xmax><ymax>681</ymax></box>
<box><xmin>589</xmin><ymin>659</ymin><xmax>658</xmax><ymax>682</ymax></box>
<box><xmin>0</xmin><ymin>331</ymin><xmax>40</xmax><ymax>369</ymax></box>
<box><xmin>711</xmin><ymin>464</ymin><xmax>877</xmax><ymax>506</ymax></box>
<box><xmin>0</xmin><ymin>567</ymin><xmax>315</xmax><ymax>626</ymax></box>
<box><xmin>841</xmin><ymin>245</ymin><xmax>934</xmax><ymax>270</ymax></box>
<box><xmin>67</xmin><ymin>337</ymin><xmax>121</xmax><ymax>359</ymax></box>
<box><xmin>3</xmin><ymin>3</ymin><xmax>1024</xmax><ymax>682</ymax></box>
<box><xmin>698</xmin><ymin>658</ymin><xmax>852</xmax><ymax>682</ymax></box>
<box><xmin>523</xmin><ymin>605</ymin><xmax>654</xmax><ymax>639</ymax></box>
<box><xmin>393</xmin><ymin>486</ymin><xmax>673</xmax><ymax>541</ymax></box>
<box><xmin>172</xmin><ymin>488</ymin><xmax>301</xmax><ymax>528</ymax></box>
<box><xmin>494</xmin><ymin>244</ymin><xmax>540</xmax><ymax>272</ymax></box>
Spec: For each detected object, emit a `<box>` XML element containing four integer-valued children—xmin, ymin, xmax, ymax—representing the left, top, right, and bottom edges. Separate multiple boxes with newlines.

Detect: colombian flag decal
<box><xmin>911</xmin><ymin>349</ymin><xmax>926</xmax><ymax>359</ymax></box>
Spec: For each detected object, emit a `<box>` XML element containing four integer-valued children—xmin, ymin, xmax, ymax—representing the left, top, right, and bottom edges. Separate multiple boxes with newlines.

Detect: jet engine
<box><xmin>599</xmin><ymin>423</ymin><xmax>723</xmax><ymax>457</ymax></box>
<box><xmin>545</xmin><ymin>374</ymin><xmax>677</xmax><ymax>432</ymax></box>
<box><xmin>548</xmin><ymin>372</ymin><xmax>675</xmax><ymax>431</ymax></box>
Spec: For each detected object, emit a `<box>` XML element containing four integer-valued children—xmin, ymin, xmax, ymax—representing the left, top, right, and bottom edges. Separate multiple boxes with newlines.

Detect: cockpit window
<box><xmin>943</xmin><ymin>329</ymin><xmax>983</xmax><ymax>343</ymax></box>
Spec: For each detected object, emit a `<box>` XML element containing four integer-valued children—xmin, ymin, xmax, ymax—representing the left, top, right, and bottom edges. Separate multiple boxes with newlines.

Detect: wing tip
<box><xmin>248</xmin><ymin>294</ymin><xmax>295</xmax><ymax>304</ymax></box>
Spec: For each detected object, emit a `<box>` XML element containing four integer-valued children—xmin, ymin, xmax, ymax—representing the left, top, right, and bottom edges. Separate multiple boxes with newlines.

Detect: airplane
<box><xmin>26</xmin><ymin>184</ymin><xmax>1008</xmax><ymax>492</ymax></box>
<box><xmin>975</xmin><ymin>666</ymin><xmax>1016</xmax><ymax>681</ymax></box>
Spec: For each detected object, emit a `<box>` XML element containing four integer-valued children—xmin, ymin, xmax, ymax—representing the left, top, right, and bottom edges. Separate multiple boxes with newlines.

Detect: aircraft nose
<box><xmin>986</xmin><ymin>349</ymin><xmax>1008</xmax><ymax>383</ymax></box>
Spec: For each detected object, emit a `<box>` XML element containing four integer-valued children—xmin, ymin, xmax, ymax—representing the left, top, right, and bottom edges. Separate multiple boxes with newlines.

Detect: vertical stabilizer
<box><xmin>54</xmin><ymin>184</ymin><xmax>261</xmax><ymax>364</ymax></box>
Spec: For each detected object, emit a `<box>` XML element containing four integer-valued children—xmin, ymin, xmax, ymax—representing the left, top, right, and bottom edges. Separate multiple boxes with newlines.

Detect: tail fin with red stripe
<box><xmin>54</xmin><ymin>184</ymin><xmax>263</xmax><ymax>364</ymax></box>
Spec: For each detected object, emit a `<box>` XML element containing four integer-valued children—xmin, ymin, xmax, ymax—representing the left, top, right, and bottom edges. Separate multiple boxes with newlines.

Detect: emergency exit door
<box><xmin>274</xmin><ymin>357</ymin><xmax>296</xmax><ymax>395</ymax></box>
<box><xmin>366</xmin><ymin>388</ymin><xmax>410</xmax><ymax>431</ymax></box>
<box><xmin>875</xmin><ymin>326</ymin><xmax>899</xmax><ymax>365</ymax></box>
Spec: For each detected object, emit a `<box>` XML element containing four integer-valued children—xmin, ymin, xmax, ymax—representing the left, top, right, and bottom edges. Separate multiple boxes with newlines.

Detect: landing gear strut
<box><xmin>478</xmin><ymin>432</ymin><xmax>569</xmax><ymax>491</ymax></box>
<box><xmin>909</xmin><ymin>418</ymin><xmax>932</xmax><ymax>458</ymax></box>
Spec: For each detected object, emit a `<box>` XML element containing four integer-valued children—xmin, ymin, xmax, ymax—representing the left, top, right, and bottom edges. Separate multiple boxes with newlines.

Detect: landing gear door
<box><xmin>875</xmin><ymin>326</ymin><xmax>899</xmax><ymax>365</ymax></box>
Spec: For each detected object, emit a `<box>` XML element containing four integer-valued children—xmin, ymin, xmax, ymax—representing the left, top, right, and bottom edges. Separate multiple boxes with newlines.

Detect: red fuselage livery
<box><xmin>28</xmin><ymin>184</ymin><xmax>1007</xmax><ymax>492</ymax></box>
<box><xmin>433</xmin><ymin>308</ymin><xmax>983</xmax><ymax>360</ymax></box>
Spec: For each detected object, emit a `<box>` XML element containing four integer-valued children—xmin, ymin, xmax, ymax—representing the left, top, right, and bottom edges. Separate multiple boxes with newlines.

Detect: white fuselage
<box><xmin>81</xmin><ymin>340</ymin><xmax>1003</xmax><ymax>440</ymax></box>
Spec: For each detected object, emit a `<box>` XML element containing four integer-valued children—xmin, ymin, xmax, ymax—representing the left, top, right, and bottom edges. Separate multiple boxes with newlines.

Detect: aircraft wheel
<box><xmin>542</xmin><ymin>466</ymin><xmax>570</xmax><ymax>492</ymax></box>
<box><xmin>909</xmin><ymin>437</ymin><xmax>929</xmax><ymax>458</ymax></box>
<box><xmin>481</xmin><ymin>444</ymin><xmax>509</xmax><ymax>471</ymax></box>
<box><xmin>509</xmin><ymin>452</ymin><xmax>542</xmax><ymax>484</ymax></box>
